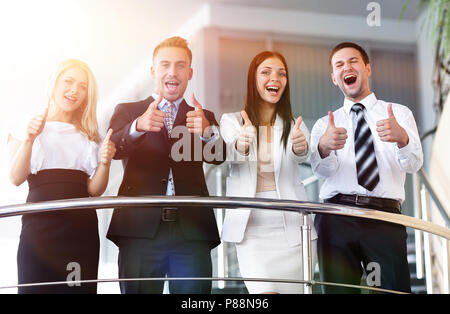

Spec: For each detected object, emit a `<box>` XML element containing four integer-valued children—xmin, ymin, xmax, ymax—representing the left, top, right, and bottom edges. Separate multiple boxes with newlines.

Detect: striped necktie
<box><xmin>165</xmin><ymin>101</ymin><xmax>175</xmax><ymax>135</ymax></box>
<box><xmin>352</xmin><ymin>103</ymin><xmax>379</xmax><ymax>191</ymax></box>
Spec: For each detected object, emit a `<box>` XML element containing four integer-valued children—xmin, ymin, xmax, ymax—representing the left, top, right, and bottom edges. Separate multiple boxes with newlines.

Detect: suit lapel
<box><xmin>173</xmin><ymin>99</ymin><xmax>190</xmax><ymax>128</ymax></box>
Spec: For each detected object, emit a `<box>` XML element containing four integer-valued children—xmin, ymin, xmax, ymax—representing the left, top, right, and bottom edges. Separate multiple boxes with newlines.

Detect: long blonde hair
<box><xmin>47</xmin><ymin>59</ymin><xmax>100</xmax><ymax>143</ymax></box>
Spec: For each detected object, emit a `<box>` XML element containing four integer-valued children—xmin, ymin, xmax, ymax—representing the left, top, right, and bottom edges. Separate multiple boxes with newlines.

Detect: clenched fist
<box><xmin>26</xmin><ymin>107</ymin><xmax>48</xmax><ymax>142</ymax></box>
<box><xmin>235</xmin><ymin>110</ymin><xmax>256</xmax><ymax>155</ymax></box>
<box><xmin>186</xmin><ymin>93</ymin><xmax>211</xmax><ymax>136</ymax></box>
<box><xmin>376</xmin><ymin>103</ymin><xmax>409</xmax><ymax>148</ymax></box>
<box><xmin>100</xmin><ymin>129</ymin><xmax>116</xmax><ymax>165</ymax></box>
<box><xmin>318</xmin><ymin>111</ymin><xmax>348</xmax><ymax>158</ymax></box>
<box><xmin>136</xmin><ymin>94</ymin><xmax>165</xmax><ymax>132</ymax></box>
<box><xmin>291</xmin><ymin>116</ymin><xmax>307</xmax><ymax>155</ymax></box>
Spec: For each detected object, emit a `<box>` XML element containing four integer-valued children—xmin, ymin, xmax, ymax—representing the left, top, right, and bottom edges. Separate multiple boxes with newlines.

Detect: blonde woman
<box><xmin>8</xmin><ymin>59</ymin><xmax>116</xmax><ymax>294</ymax></box>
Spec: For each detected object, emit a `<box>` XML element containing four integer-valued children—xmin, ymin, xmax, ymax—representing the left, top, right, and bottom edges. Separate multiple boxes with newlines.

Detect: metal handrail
<box><xmin>414</xmin><ymin>167</ymin><xmax>450</xmax><ymax>293</ymax></box>
<box><xmin>417</xmin><ymin>168</ymin><xmax>450</xmax><ymax>227</ymax></box>
<box><xmin>0</xmin><ymin>196</ymin><xmax>448</xmax><ymax>238</ymax></box>
<box><xmin>0</xmin><ymin>196</ymin><xmax>448</xmax><ymax>294</ymax></box>
<box><xmin>0</xmin><ymin>277</ymin><xmax>407</xmax><ymax>294</ymax></box>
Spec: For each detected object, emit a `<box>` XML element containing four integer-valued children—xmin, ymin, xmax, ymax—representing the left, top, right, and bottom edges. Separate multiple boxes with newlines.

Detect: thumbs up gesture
<box><xmin>100</xmin><ymin>129</ymin><xmax>116</xmax><ymax>165</ymax></box>
<box><xmin>136</xmin><ymin>94</ymin><xmax>165</xmax><ymax>132</ymax></box>
<box><xmin>186</xmin><ymin>93</ymin><xmax>210</xmax><ymax>135</ymax></box>
<box><xmin>376</xmin><ymin>103</ymin><xmax>409</xmax><ymax>148</ymax></box>
<box><xmin>291</xmin><ymin>117</ymin><xmax>308</xmax><ymax>156</ymax></box>
<box><xmin>318</xmin><ymin>111</ymin><xmax>348</xmax><ymax>158</ymax></box>
<box><xmin>235</xmin><ymin>110</ymin><xmax>256</xmax><ymax>155</ymax></box>
<box><xmin>26</xmin><ymin>107</ymin><xmax>48</xmax><ymax>142</ymax></box>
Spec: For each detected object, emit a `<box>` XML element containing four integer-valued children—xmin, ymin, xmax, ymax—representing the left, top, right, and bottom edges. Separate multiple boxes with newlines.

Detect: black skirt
<box><xmin>17</xmin><ymin>169</ymin><xmax>100</xmax><ymax>294</ymax></box>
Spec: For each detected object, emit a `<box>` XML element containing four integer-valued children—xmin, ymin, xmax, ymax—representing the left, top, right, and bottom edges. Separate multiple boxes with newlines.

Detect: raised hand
<box><xmin>136</xmin><ymin>94</ymin><xmax>165</xmax><ymax>132</ymax></box>
<box><xmin>376</xmin><ymin>103</ymin><xmax>409</xmax><ymax>148</ymax></box>
<box><xmin>291</xmin><ymin>116</ymin><xmax>307</xmax><ymax>156</ymax></box>
<box><xmin>235</xmin><ymin>110</ymin><xmax>256</xmax><ymax>155</ymax></box>
<box><xmin>318</xmin><ymin>111</ymin><xmax>348</xmax><ymax>158</ymax></box>
<box><xmin>186</xmin><ymin>93</ymin><xmax>210</xmax><ymax>135</ymax></box>
<box><xmin>100</xmin><ymin>128</ymin><xmax>116</xmax><ymax>165</ymax></box>
<box><xmin>26</xmin><ymin>107</ymin><xmax>48</xmax><ymax>142</ymax></box>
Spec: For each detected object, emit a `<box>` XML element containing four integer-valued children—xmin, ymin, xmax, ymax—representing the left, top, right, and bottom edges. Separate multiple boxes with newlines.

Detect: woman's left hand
<box><xmin>291</xmin><ymin>117</ymin><xmax>307</xmax><ymax>156</ymax></box>
<box><xmin>100</xmin><ymin>129</ymin><xmax>116</xmax><ymax>165</ymax></box>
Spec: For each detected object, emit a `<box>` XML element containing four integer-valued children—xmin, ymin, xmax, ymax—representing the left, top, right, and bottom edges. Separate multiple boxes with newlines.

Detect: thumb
<box><xmin>328</xmin><ymin>111</ymin><xmax>335</xmax><ymax>128</ymax></box>
<box><xmin>241</xmin><ymin>111</ymin><xmax>252</xmax><ymax>126</ymax></box>
<box><xmin>294</xmin><ymin>116</ymin><xmax>303</xmax><ymax>131</ymax></box>
<box><xmin>103</xmin><ymin>128</ymin><xmax>113</xmax><ymax>144</ymax></box>
<box><xmin>149</xmin><ymin>93</ymin><xmax>162</xmax><ymax>110</ymax></box>
<box><xmin>191</xmin><ymin>93</ymin><xmax>202</xmax><ymax>111</ymax></box>
<box><xmin>387</xmin><ymin>103</ymin><xmax>394</xmax><ymax>119</ymax></box>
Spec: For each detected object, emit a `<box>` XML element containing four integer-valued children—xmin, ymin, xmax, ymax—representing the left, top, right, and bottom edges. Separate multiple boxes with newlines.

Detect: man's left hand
<box><xmin>376</xmin><ymin>103</ymin><xmax>409</xmax><ymax>148</ymax></box>
<box><xmin>186</xmin><ymin>93</ymin><xmax>211</xmax><ymax>136</ymax></box>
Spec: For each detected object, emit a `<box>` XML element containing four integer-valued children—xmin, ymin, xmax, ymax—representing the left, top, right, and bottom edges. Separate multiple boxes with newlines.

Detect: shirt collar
<box><xmin>152</xmin><ymin>93</ymin><xmax>184</xmax><ymax>111</ymax></box>
<box><xmin>343</xmin><ymin>92</ymin><xmax>377</xmax><ymax>115</ymax></box>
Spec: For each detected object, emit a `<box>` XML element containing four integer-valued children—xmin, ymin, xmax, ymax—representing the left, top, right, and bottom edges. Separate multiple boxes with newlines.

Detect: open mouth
<box><xmin>64</xmin><ymin>95</ymin><xmax>78</xmax><ymax>104</ymax></box>
<box><xmin>343</xmin><ymin>74</ymin><xmax>357</xmax><ymax>85</ymax></box>
<box><xmin>165</xmin><ymin>81</ymin><xmax>179</xmax><ymax>92</ymax></box>
<box><xmin>266</xmin><ymin>85</ymin><xmax>280</xmax><ymax>95</ymax></box>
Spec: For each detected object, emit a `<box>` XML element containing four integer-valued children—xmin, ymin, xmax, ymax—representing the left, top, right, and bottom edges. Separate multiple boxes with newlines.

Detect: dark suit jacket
<box><xmin>106</xmin><ymin>96</ymin><xmax>224</xmax><ymax>249</ymax></box>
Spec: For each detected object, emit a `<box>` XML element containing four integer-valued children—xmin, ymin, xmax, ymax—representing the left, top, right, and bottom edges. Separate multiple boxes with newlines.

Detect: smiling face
<box><xmin>151</xmin><ymin>46</ymin><xmax>193</xmax><ymax>102</ymax></box>
<box><xmin>331</xmin><ymin>47</ymin><xmax>372</xmax><ymax>102</ymax></box>
<box><xmin>53</xmin><ymin>66</ymin><xmax>88</xmax><ymax>114</ymax></box>
<box><xmin>255</xmin><ymin>57</ymin><xmax>287</xmax><ymax>105</ymax></box>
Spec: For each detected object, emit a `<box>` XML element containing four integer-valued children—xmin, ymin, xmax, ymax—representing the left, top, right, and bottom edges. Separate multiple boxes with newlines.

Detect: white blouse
<box><xmin>12</xmin><ymin>121</ymin><xmax>100</xmax><ymax>177</ymax></box>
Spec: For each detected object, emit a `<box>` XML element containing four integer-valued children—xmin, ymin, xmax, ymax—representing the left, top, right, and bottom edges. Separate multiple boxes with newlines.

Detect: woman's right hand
<box><xmin>235</xmin><ymin>110</ymin><xmax>256</xmax><ymax>155</ymax></box>
<box><xmin>26</xmin><ymin>107</ymin><xmax>48</xmax><ymax>143</ymax></box>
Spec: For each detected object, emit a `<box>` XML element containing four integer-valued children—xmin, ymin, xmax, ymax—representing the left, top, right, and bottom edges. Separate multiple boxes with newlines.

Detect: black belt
<box><xmin>161</xmin><ymin>208</ymin><xmax>178</xmax><ymax>222</ymax></box>
<box><xmin>325</xmin><ymin>194</ymin><xmax>401</xmax><ymax>214</ymax></box>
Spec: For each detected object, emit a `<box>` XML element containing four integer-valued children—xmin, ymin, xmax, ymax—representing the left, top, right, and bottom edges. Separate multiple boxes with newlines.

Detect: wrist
<box><xmin>397</xmin><ymin>128</ymin><xmax>409</xmax><ymax>148</ymax></box>
<box><xmin>318</xmin><ymin>141</ymin><xmax>331</xmax><ymax>159</ymax></box>
<box><xmin>23</xmin><ymin>137</ymin><xmax>35</xmax><ymax>146</ymax></box>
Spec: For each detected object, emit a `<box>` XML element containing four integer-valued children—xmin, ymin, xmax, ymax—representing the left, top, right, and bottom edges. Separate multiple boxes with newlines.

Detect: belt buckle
<box><xmin>355</xmin><ymin>194</ymin><xmax>368</xmax><ymax>206</ymax></box>
<box><xmin>162</xmin><ymin>207</ymin><xmax>178</xmax><ymax>222</ymax></box>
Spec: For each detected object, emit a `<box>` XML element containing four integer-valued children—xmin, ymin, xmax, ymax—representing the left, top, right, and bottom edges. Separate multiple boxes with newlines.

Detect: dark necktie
<box><xmin>352</xmin><ymin>103</ymin><xmax>379</xmax><ymax>191</ymax></box>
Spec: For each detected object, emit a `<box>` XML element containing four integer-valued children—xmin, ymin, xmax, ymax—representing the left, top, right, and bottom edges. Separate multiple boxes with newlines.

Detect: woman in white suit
<box><xmin>220</xmin><ymin>51</ymin><xmax>317</xmax><ymax>294</ymax></box>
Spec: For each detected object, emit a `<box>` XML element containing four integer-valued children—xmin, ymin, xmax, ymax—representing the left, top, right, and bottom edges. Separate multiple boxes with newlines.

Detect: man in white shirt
<box><xmin>310</xmin><ymin>42</ymin><xmax>423</xmax><ymax>293</ymax></box>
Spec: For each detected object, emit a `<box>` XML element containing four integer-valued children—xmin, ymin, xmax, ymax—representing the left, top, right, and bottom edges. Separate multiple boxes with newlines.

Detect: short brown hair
<box><xmin>153</xmin><ymin>36</ymin><xmax>192</xmax><ymax>64</ymax></box>
<box><xmin>329</xmin><ymin>42</ymin><xmax>370</xmax><ymax>67</ymax></box>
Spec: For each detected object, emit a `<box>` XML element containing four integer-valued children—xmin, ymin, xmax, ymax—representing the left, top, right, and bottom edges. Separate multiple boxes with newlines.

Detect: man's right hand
<box><xmin>26</xmin><ymin>107</ymin><xmax>48</xmax><ymax>143</ymax></box>
<box><xmin>136</xmin><ymin>94</ymin><xmax>165</xmax><ymax>132</ymax></box>
<box><xmin>235</xmin><ymin>110</ymin><xmax>256</xmax><ymax>155</ymax></box>
<box><xmin>318</xmin><ymin>111</ymin><xmax>347</xmax><ymax>158</ymax></box>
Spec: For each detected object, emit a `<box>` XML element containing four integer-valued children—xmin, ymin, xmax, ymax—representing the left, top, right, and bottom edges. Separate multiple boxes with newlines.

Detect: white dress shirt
<box><xmin>310</xmin><ymin>93</ymin><xmax>423</xmax><ymax>202</ymax></box>
<box><xmin>11</xmin><ymin>121</ymin><xmax>100</xmax><ymax>178</ymax></box>
<box><xmin>129</xmin><ymin>94</ymin><xmax>219</xmax><ymax>196</ymax></box>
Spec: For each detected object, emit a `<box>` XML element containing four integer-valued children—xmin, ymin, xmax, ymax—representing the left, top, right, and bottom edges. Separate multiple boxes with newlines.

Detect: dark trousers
<box><xmin>315</xmin><ymin>202</ymin><xmax>411</xmax><ymax>294</ymax></box>
<box><xmin>117</xmin><ymin>220</ymin><xmax>213</xmax><ymax>294</ymax></box>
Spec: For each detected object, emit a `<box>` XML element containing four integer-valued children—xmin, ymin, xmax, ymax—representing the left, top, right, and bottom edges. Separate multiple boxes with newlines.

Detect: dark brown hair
<box><xmin>329</xmin><ymin>42</ymin><xmax>370</xmax><ymax>67</ymax></box>
<box><xmin>244</xmin><ymin>51</ymin><xmax>294</xmax><ymax>150</ymax></box>
<box><xmin>153</xmin><ymin>36</ymin><xmax>192</xmax><ymax>65</ymax></box>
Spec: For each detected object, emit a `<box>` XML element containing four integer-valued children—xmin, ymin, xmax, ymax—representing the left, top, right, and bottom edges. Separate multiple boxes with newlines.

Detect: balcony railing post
<box><xmin>301</xmin><ymin>213</ymin><xmax>313</xmax><ymax>294</ymax></box>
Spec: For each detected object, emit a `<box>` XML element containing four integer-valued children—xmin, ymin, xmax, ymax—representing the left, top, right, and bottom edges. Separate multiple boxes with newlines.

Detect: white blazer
<box><xmin>220</xmin><ymin>112</ymin><xmax>318</xmax><ymax>246</ymax></box>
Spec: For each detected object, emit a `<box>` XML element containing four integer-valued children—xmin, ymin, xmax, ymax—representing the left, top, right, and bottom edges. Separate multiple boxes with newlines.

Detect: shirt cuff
<box><xmin>396</xmin><ymin>141</ymin><xmax>412</xmax><ymax>161</ymax></box>
<box><xmin>129</xmin><ymin>119</ymin><xmax>146</xmax><ymax>139</ymax></box>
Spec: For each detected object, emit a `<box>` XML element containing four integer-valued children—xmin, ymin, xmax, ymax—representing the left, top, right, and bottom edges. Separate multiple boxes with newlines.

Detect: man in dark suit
<box><xmin>107</xmin><ymin>36</ymin><xmax>225</xmax><ymax>294</ymax></box>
